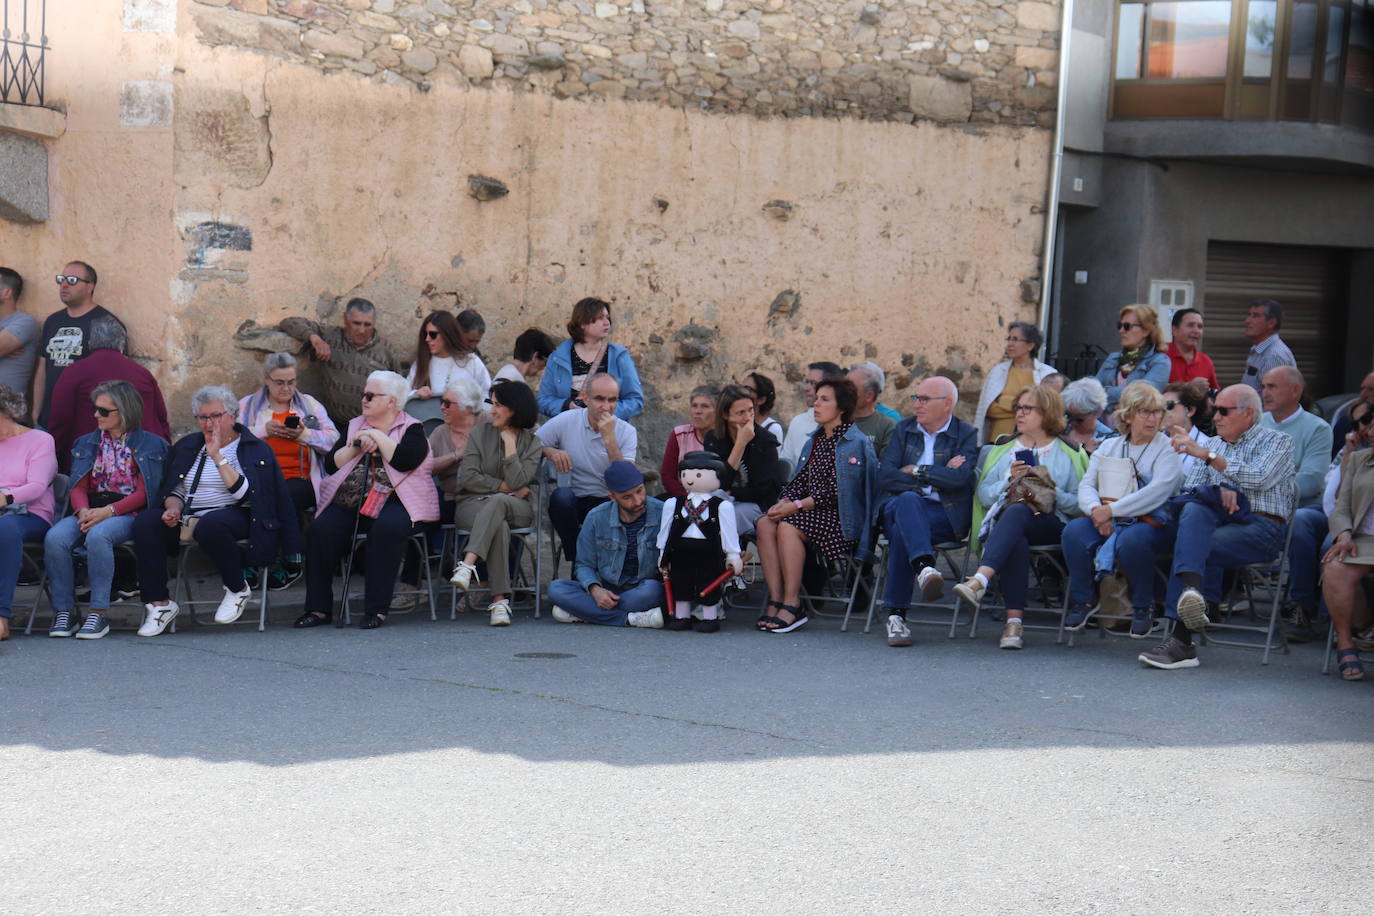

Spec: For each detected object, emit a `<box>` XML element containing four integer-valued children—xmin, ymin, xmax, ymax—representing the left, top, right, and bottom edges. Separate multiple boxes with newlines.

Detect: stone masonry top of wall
<box><xmin>189</xmin><ymin>0</ymin><xmax>1062</xmax><ymax>127</ymax></box>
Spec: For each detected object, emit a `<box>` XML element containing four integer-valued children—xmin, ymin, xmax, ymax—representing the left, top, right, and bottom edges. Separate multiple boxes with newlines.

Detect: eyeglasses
<box><xmin>1138</xmin><ymin>408</ymin><xmax>1165</xmax><ymax>418</ymax></box>
<box><xmin>1116</xmin><ymin>321</ymin><xmax>1141</xmax><ymax>332</ymax></box>
<box><xmin>194</xmin><ymin>411</ymin><xmax>228</xmax><ymax>423</ymax></box>
<box><xmin>439</xmin><ymin>398</ymin><xmax>457</xmax><ymax>409</ymax></box>
<box><xmin>1005</xmin><ymin>336</ymin><xmax>1028</xmax><ymax>344</ymax></box>
<box><xmin>1067</xmin><ymin>412</ymin><xmax>1091</xmax><ymax>423</ymax></box>
<box><xmin>1013</xmin><ymin>404</ymin><xmax>1037</xmax><ymax>414</ymax></box>
<box><xmin>911</xmin><ymin>395</ymin><xmax>950</xmax><ymax>404</ymax></box>
<box><xmin>93</xmin><ymin>406</ymin><xmax>119</xmax><ymax>417</ymax></box>
<box><xmin>268</xmin><ymin>377</ymin><xmax>297</xmax><ymax>387</ymax></box>
<box><xmin>55</xmin><ymin>275</ymin><xmax>91</xmax><ymax>286</ymax></box>
<box><xmin>424</xmin><ymin>330</ymin><xmax>441</xmax><ymax>340</ymax></box>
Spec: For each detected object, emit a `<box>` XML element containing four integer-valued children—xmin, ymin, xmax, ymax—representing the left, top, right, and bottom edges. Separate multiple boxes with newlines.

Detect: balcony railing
<box><xmin>1</xmin><ymin>0</ymin><xmax>47</xmax><ymax>106</ymax></box>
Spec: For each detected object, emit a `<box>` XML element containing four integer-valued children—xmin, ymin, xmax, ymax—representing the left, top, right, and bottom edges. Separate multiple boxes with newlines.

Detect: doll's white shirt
<box><xmin>656</xmin><ymin>492</ymin><xmax>740</xmax><ymax>555</ymax></box>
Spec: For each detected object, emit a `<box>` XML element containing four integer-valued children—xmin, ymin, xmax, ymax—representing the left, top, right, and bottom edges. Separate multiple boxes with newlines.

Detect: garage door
<box><xmin>1203</xmin><ymin>242</ymin><xmax>1349</xmax><ymax>398</ymax></box>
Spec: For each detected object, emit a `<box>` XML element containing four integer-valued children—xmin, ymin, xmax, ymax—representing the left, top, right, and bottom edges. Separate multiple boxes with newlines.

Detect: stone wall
<box><xmin>191</xmin><ymin>0</ymin><xmax>1062</xmax><ymax>126</ymax></box>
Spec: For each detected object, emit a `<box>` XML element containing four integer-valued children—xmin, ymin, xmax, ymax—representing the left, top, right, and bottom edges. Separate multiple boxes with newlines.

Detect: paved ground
<box><xmin>5</xmin><ymin>584</ymin><xmax>1372</xmax><ymax>914</ymax></box>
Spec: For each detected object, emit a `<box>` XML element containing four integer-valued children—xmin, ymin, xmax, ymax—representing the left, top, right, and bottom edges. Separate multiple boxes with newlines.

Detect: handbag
<box><xmin>1095</xmin><ymin>455</ymin><xmax>1138</xmax><ymax>503</ymax></box>
<box><xmin>1004</xmin><ymin>465</ymin><xmax>1057</xmax><ymax>516</ymax></box>
<box><xmin>359</xmin><ymin>458</ymin><xmax>394</xmax><ymax>519</ymax></box>
<box><xmin>88</xmin><ymin>490</ymin><xmax>123</xmax><ymax>509</ymax></box>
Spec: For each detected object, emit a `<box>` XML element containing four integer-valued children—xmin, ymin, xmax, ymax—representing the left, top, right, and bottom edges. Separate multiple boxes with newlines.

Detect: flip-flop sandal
<box><xmin>756</xmin><ymin>600</ymin><xmax>784</xmax><ymax>631</ymax></box>
<box><xmin>1337</xmin><ymin>648</ymin><xmax>1365</xmax><ymax>682</ymax></box>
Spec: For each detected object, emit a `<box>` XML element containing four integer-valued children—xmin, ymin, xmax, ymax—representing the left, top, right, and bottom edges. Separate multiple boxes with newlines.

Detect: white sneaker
<box><xmin>551</xmin><ymin>605</ymin><xmax>580</xmax><ymax>624</ymax></box>
<box><xmin>953</xmin><ymin>577</ymin><xmax>986</xmax><ymax>609</ymax></box>
<box><xmin>1175</xmin><ymin>587</ymin><xmax>1211</xmax><ymax>632</ymax></box>
<box><xmin>999</xmin><ymin>619</ymin><xmax>1024</xmax><ymax>650</ymax></box>
<box><xmin>214</xmin><ymin>585</ymin><xmax>253</xmax><ymax>624</ymax></box>
<box><xmin>488</xmin><ymin>600</ymin><xmax>511</xmax><ymax>627</ymax></box>
<box><xmin>450</xmin><ymin>561</ymin><xmax>477</xmax><ymax>591</ymax></box>
<box><xmin>627</xmin><ymin>607</ymin><xmax>665</xmax><ymax>629</ymax></box>
<box><xmin>886</xmin><ymin>614</ymin><xmax>913</xmax><ymax>647</ymax></box>
<box><xmin>918</xmin><ymin>566</ymin><xmax>945</xmax><ymax>602</ymax></box>
<box><xmin>138</xmin><ymin>601</ymin><xmax>180</xmax><ymax>637</ymax></box>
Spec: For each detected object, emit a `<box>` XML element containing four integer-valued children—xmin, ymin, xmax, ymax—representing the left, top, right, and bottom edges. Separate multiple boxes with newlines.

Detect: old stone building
<box><xmin>2</xmin><ymin>0</ymin><xmax>1064</xmax><ymax>451</ymax></box>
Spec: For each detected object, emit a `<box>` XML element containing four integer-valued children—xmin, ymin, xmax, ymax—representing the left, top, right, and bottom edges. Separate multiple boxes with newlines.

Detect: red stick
<box><xmin>699</xmin><ymin>568</ymin><xmax>733</xmax><ymax>599</ymax></box>
<box><xmin>662</xmin><ymin>571</ymin><xmax>674</xmax><ymax>610</ymax></box>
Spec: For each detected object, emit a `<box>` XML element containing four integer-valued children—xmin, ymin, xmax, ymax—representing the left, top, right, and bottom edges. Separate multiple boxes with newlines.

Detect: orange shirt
<box><xmin>268</xmin><ymin>411</ymin><xmax>308</xmax><ymax>479</ymax></box>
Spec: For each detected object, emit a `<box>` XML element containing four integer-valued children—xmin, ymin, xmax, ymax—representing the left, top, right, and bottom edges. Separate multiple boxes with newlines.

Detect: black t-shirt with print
<box><xmin>38</xmin><ymin>305</ymin><xmax>124</xmax><ymax>424</ymax></box>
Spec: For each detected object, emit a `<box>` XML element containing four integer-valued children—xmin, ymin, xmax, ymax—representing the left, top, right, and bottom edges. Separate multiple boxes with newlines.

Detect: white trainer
<box><xmin>138</xmin><ymin>601</ymin><xmax>180</xmax><ymax>637</ymax></box>
<box><xmin>450</xmin><ymin>561</ymin><xmax>477</xmax><ymax>591</ymax></box>
<box><xmin>488</xmin><ymin>600</ymin><xmax>511</xmax><ymax>627</ymax></box>
<box><xmin>627</xmin><ymin>607</ymin><xmax>665</xmax><ymax>629</ymax></box>
<box><xmin>1175</xmin><ymin>587</ymin><xmax>1211</xmax><ymax>632</ymax></box>
<box><xmin>551</xmin><ymin>605</ymin><xmax>578</xmax><ymax>624</ymax></box>
<box><xmin>214</xmin><ymin>585</ymin><xmax>253</xmax><ymax>624</ymax></box>
<box><xmin>917</xmin><ymin>565</ymin><xmax>945</xmax><ymax>602</ymax></box>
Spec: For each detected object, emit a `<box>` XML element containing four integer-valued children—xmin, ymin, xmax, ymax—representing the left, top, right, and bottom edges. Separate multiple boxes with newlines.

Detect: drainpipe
<box><xmin>1037</xmin><ymin>0</ymin><xmax>1074</xmax><ymax>344</ymax></box>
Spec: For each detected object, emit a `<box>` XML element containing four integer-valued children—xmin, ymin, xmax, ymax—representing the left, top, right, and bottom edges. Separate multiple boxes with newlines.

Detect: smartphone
<box><xmin>1014</xmin><ymin>448</ymin><xmax>1038</xmax><ymax>467</ymax></box>
<box><xmin>284</xmin><ymin>415</ymin><xmax>302</xmax><ymax>429</ymax></box>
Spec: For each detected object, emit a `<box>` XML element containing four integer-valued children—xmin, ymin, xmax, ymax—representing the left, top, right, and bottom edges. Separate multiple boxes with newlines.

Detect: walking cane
<box><xmin>336</xmin><ymin>448</ymin><xmax>373</xmax><ymax>627</ymax></box>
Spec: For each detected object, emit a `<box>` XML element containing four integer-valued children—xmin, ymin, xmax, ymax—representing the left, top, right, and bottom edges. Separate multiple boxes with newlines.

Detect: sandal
<box><xmin>1337</xmin><ymin>648</ymin><xmax>1365</xmax><ymax>682</ymax></box>
<box><xmin>360</xmin><ymin>613</ymin><xmax>387</xmax><ymax>630</ymax></box>
<box><xmin>293</xmin><ymin>611</ymin><xmax>331</xmax><ymax>628</ymax></box>
<box><xmin>765</xmin><ymin>604</ymin><xmax>808</xmax><ymax>634</ymax></box>
<box><xmin>756</xmin><ymin>600</ymin><xmax>784</xmax><ymax>631</ymax></box>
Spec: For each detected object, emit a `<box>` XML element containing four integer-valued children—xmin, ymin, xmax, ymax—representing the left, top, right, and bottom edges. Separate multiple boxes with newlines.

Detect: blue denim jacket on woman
<box><xmin>68</xmin><ymin>429</ymin><xmax>169</xmax><ymax>504</ymax></box>
<box><xmin>537</xmin><ymin>340</ymin><xmax>645</xmax><ymax>420</ymax></box>
<box><xmin>574</xmin><ymin>497</ymin><xmax>665</xmax><ymax>591</ymax></box>
<box><xmin>1094</xmin><ymin>346</ymin><xmax>1170</xmax><ymax>411</ymax></box>
<box><xmin>794</xmin><ymin>423</ymin><xmax>879</xmax><ymax>560</ymax></box>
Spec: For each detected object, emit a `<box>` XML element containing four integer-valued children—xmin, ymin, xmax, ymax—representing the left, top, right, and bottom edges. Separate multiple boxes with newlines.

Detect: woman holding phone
<box><xmin>955</xmin><ymin>383</ymin><xmax>1088</xmax><ymax>649</ymax></box>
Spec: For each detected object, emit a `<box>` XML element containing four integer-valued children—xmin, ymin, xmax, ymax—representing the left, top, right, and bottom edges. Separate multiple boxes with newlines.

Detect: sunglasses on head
<box><xmin>93</xmin><ymin>406</ymin><xmax>118</xmax><ymax>417</ymax></box>
<box><xmin>55</xmin><ymin>275</ymin><xmax>90</xmax><ymax>286</ymax></box>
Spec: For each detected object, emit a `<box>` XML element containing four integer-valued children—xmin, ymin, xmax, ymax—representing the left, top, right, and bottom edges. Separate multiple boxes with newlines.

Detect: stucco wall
<box><xmin>2</xmin><ymin>0</ymin><xmax>1053</xmax><ymax>458</ymax></box>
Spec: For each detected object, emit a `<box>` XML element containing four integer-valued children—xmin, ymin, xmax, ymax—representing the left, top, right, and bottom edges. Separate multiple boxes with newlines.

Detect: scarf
<box><xmin>1118</xmin><ymin>344</ymin><xmax>1151</xmax><ymax>377</ymax></box>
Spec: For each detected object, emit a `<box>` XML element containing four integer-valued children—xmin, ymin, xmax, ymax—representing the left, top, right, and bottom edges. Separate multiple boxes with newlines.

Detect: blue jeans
<box><xmin>1287</xmin><ymin>506</ymin><xmax>1328</xmax><ymax>611</ymax></box>
<box><xmin>880</xmin><ymin>492</ymin><xmax>956</xmax><ymax>610</ymax></box>
<box><xmin>978</xmin><ymin>502</ymin><xmax>1064</xmax><ymax>610</ymax></box>
<box><xmin>547</xmin><ymin>577</ymin><xmax>664</xmax><ymax>626</ymax></box>
<box><xmin>1164</xmin><ymin>501</ymin><xmax>1285</xmax><ymax>617</ymax></box>
<box><xmin>0</xmin><ymin>512</ymin><xmax>52</xmax><ymax>618</ymax></box>
<box><xmin>44</xmin><ymin>513</ymin><xmax>137</xmax><ymax>612</ymax></box>
<box><xmin>1061</xmin><ymin>515</ymin><xmax>1174</xmax><ymax>611</ymax></box>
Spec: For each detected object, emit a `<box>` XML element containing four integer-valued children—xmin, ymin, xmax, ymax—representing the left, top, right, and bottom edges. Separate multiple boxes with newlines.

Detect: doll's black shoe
<box><xmin>693</xmin><ymin>618</ymin><xmax>720</xmax><ymax>633</ymax></box>
<box><xmin>666</xmin><ymin>616</ymin><xmax>693</xmax><ymax>631</ymax></box>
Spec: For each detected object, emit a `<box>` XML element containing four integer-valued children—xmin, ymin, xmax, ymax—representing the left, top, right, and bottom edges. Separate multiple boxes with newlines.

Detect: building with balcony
<box><xmin>1052</xmin><ymin>0</ymin><xmax>1374</xmax><ymax>396</ymax></box>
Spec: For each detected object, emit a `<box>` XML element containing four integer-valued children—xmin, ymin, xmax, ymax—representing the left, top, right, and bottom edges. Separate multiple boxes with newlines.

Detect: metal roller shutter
<box><xmin>1203</xmin><ymin>242</ymin><xmax>1349</xmax><ymax>398</ymax></box>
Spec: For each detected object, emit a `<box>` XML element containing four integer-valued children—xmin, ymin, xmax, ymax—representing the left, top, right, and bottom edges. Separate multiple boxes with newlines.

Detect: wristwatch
<box><xmin>793</xmin><ymin>499</ymin><xmax>805</xmax><ymax>511</ymax></box>
<box><xmin>1204</xmin><ymin>450</ymin><xmax>1218</xmax><ymax>467</ymax></box>
<box><xmin>216</xmin><ymin>457</ymin><xmax>230</xmax><ymax>468</ymax></box>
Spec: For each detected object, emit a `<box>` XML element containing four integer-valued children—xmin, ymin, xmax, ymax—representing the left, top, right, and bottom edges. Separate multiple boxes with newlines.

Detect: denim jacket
<box><xmin>877</xmin><ymin>415</ymin><xmax>979</xmax><ymax>539</ymax></box>
<box><xmin>795</xmin><ymin>424</ymin><xmax>879</xmax><ymax>559</ymax></box>
<box><xmin>69</xmin><ymin>429</ymin><xmax>169</xmax><ymax>505</ymax></box>
<box><xmin>538</xmin><ymin>340</ymin><xmax>644</xmax><ymax>420</ymax></box>
<box><xmin>157</xmin><ymin>425</ymin><xmax>303</xmax><ymax>565</ymax></box>
<box><xmin>574</xmin><ymin>497</ymin><xmax>665</xmax><ymax>591</ymax></box>
<box><xmin>1095</xmin><ymin>346</ymin><xmax>1170</xmax><ymax>411</ymax></box>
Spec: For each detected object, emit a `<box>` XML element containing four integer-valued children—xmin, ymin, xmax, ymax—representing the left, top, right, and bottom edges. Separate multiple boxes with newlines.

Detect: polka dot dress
<box><xmin>779</xmin><ymin>422</ymin><xmax>857</xmax><ymax>561</ymax></box>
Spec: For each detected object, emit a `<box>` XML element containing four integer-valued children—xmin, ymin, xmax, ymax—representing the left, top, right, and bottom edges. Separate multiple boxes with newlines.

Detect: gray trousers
<box><xmin>453</xmin><ymin>494</ymin><xmax>534</xmax><ymax>595</ymax></box>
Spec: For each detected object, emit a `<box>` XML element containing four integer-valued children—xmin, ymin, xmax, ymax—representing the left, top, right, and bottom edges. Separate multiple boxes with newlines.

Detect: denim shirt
<box><xmin>537</xmin><ymin>340</ymin><xmax>645</xmax><ymax>420</ymax></box>
<box><xmin>795</xmin><ymin>424</ymin><xmax>878</xmax><ymax>559</ymax></box>
<box><xmin>574</xmin><ymin>497</ymin><xmax>665</xmax><ymax>591</ymax></box>
<box><xmin>1094</xmin><ymin>347</ymin><xmax>1170</xmax><ymax>411</ymax></box>
<box><xmin>68</xmin><ymin>429</ymin><xmax>169</xmax><ymax>503</ymax></box>
<box><xmin>877</xmin><ymin>415</ymin><xmax>979</xmax><ymax>539</ymax></box>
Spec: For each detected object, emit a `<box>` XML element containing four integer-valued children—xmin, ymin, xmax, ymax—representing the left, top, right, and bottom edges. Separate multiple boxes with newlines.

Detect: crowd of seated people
<box><xmin>1</xmin><ymin>259</ymin><xmax>1370</xmax><ymax>684</ymax></box>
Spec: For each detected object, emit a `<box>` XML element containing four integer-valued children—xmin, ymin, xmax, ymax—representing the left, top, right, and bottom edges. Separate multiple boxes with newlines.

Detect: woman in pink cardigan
<box><xmin>0</xmin><ymin>384</ymin><xmax>57</xmax><ymax>640</ymax></box>
<box><xmin>293</xmin><ymin>371</ymin><xmax>437</xmax><ymax>630</ymax></box>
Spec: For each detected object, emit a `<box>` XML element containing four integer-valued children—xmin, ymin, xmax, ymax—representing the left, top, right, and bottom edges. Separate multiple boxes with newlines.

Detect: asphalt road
<box><xmin>4</xmin><ymin>596</ymin><xmax>1371</xmax><ymax>914</ymax></box>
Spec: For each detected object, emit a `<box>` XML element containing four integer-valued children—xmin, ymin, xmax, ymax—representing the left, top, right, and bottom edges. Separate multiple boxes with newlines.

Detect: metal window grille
<box><xmin>1</xmin><ymin>0</ymin><xmax>47</xmax><ymax>106</ymax></box>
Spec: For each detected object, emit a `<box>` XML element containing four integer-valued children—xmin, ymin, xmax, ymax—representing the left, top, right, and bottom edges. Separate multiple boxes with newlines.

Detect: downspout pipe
<box><xmin>1037</xmin><ymin>0</ymin><xmax>1074</xmax><ymax>344</ymax></box>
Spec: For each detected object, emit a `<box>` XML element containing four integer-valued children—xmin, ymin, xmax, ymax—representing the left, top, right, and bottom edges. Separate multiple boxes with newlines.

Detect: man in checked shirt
<box><xmin>1139</xmin><ymin>384</ymin><xmax>1297</xmax><ymax>670</ymax></box>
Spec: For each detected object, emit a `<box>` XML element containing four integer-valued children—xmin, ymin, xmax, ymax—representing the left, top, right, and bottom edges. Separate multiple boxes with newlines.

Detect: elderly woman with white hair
<box><xmin>238</xmin><ymin>351</ymin><xmax>339</xmax><ymax>589</ymax></box>
<box><xmin>294</xmin><ymin>370</ymin><xmax>437</xmax><ymax>630</ymax></box>
<box><xmin>1061</xmin><ymin>377</ymin><xmax>1113</xmax><ymax>454</ymax></box>
<box><xmin>132</xmin><ymin>384</ymin><xmax>302</xmax><ymax>638</ymax></box>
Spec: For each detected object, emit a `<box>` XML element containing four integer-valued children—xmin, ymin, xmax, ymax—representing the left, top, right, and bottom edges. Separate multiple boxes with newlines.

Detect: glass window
<box><xmin>1288</xmin><ymin>1</ymin><xmax>1320</xmax><ymax>79</ymax></box>
<box><xmin>1325</xmin><ymin>4</ymin><xmax>1347</xmax><ymax>81</ymax></box>
<box><xmin>1146</xmin><ymin>1</ymin><xmax>1233</xmax><ymax>78</ymax></box>
<box><xmin>1245</xmin><ymin>0</ymin><xmax>1279</xmax><ymax>77</ymax></box>
<box><xmin>1118</xmin><ymin>3</ymin><xmax>1147</xmax><ymax>78</ymax></box>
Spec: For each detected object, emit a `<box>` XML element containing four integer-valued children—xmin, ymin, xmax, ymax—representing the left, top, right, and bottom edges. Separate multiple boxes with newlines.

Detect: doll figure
<box><xmin>656</xmin><ymin>451</ymin><xmax>743</xmax><ymax>632</ymax></box>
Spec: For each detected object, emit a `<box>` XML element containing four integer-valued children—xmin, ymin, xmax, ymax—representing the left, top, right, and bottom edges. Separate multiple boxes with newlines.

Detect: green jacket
<box><xmin>969</xmin><ymin>436</ymin><xmax>1089</xmax><ymax>554</ymax></box>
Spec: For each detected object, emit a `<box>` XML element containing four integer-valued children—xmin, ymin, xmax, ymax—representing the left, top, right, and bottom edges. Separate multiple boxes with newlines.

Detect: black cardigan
<box><xmin>703</xmin><ymin>426</ymin><xmax>783</xmax><ymax>507</ymax></box>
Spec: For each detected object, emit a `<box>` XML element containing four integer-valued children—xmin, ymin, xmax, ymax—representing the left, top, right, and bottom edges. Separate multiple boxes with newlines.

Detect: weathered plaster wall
<box><xmin>2</xmin><ymin>0</ymin><xmax>1053</xmax><ymax>455</ymax></box>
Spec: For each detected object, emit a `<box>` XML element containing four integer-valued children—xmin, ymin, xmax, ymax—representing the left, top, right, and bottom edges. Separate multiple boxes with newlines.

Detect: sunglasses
<box><xmin>439</xmin><ymin>398</ymin><xmax>457</xmax><ymax>409</ymax></box>
<box><xmin>1355</xmin><ymin>411</ymin><xmax>1374</xmax><ymax>427</ymax></box>
<box><xmin>1117</xmin><ymin>321</ymin><xmax>1141</xmax><ymax>331</ymax></box>
<box><xmin>424</xmin><ymin>330</ymin><xmax>441</xmax><ymax>340</ymax></box>
<box><xmin>93</xmin><ymin>406</ymin><xmax>119</xmax><ymax>417</ymax></box>
<box><xmin>361</xmin><ymin>392</ymin><xmax>385</xmax><ymax>402</ymax></box>
<box><xmin>55</xmin><ymin>275</ymin><xmax>91</xmax><ymax>286</ymax></box>
<box><xmin>1164</xmin><ymin>400</ymin><xmax>1178</xmax><ymax>411</ymax></box>
<box><xmin>1214</xmin><ymin>405</ymin><xmax>1241</xmax><ymax>416</ymax></box>
<box><xmin>1067</xmin><ymin>412</ymin><xmax>1091</xmax><ymax>423</ymax></box>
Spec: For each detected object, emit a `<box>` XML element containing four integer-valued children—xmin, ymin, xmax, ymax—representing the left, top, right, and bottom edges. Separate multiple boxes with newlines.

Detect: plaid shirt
<box><xmin>1185</xmin><ymin>423</ymin><xmax>1296</xmax><ymax>518</ymax></box>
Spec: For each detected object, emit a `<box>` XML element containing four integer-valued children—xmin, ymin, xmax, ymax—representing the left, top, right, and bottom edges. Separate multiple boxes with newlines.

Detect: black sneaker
<box><xmin>75</xmin><ymin>612</ymin><xmax>111</xmax><ymax>640</ymax></box>
<box><xmin>1138</xmin><ymin>635</ymin><xmax>1199</xmax><ymax>669</ymax></box>
<box><xmin>1283</xmin><ymin>605</ymin><xmax>1314</xmax><ymax>643</ymax></box>
<box><xmin>49</xmin><ymin>610</ymin><xmax>79</xmax><ymax>638</ymax></box>
<box><xmin>1129</xmin><ymin>606</ymin><xmax>1155</xmax><ymax>639</ymax></box>
<box><xmin>268</xmin><ymin>563</ymin><xmax>303</xmax><ymax>591</ymax></box>
<box><xmin>1064</xmin><ymin>602</ymin><xmax>1095</xmax><ymax>631</ymax></box>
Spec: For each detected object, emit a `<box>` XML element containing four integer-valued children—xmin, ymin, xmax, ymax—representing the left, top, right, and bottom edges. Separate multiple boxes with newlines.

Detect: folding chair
<box><xmin>337</xmin><ymin>529</ymin><xmax>436</xmax><ymax>625</ymax></box>
<box><xmin>1195</xmin><ymin>518</ymin><xmax>1295</xmax><ymax>665</ymax></box>
<box><xmin>20</xmin><ymin>473</ymin><xmax>71</xmax><ymax>634</ymax></box>
<box><xmin>171</xmin><ymin>537</ymin><xmax>271</xmax><ymax>632</ymax></box>
<box><xmin>964</xmin><ymin>543</ymin><xmax>1071</xmax><ymax>643</ymax></box>
<box><xmin>854</xmin><ymin>535</ymin><xmax>970</xmax><ymax>636</ymax></box>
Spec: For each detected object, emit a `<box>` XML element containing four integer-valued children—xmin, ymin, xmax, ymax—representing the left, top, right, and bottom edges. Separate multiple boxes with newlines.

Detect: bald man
<box><xmin>874</xmin><ymin>376</ymin><xmax>979</xmax><ymax>647</ymax></box>
<box><xmin>1260</xmin><ymin>366</ymin><xmax>1332</xmax><ymax>509</ymax></box>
